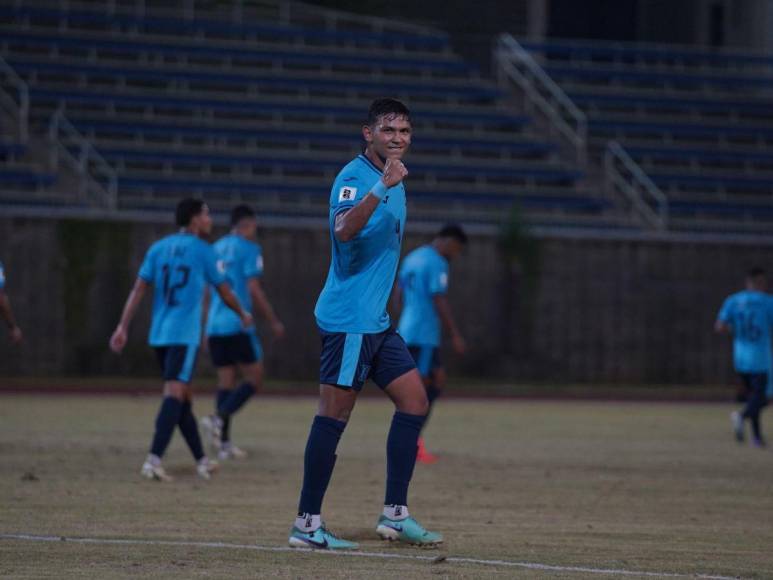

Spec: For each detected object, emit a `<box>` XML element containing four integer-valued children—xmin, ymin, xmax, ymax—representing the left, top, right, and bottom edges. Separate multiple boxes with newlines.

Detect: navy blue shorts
<box><xmin>407</xmin><ymin>345</ymin><xmax>442</xmax><ymax>378</ymax></box>
<box><xmin>208</xmin><ymin>331</ymin><xmax>263</xmax><ymax>367</ymax></box>
<box><xmin>319</xmin><ymin>327</ymin><xmax>416</xmax><ymax>391</ymax></box>
<box><xmin>154</xmin><ymin>345</ymin><xmax>199</xmax><ymax>384</ymax></box>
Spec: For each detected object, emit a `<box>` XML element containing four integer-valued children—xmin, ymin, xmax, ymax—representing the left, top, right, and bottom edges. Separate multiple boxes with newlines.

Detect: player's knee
<box><xmin>164</xmin><ymin>381</ymin><xmax>187</xmax><ymax>400</ymax></box>
<box><xmin>397</xmin><ymin>390</ymin><xmax>428</xmax><ymax>416</ymax></box>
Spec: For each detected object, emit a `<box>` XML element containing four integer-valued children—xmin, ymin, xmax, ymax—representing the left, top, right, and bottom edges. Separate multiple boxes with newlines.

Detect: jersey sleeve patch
<box><xmin>338</xmin><ymin>186</ymin><xmax>358</xmax><ymax>203</ymax></box>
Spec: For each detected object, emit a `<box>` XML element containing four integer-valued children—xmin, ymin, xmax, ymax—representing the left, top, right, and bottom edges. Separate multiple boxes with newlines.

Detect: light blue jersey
<box><xmin>717</xmin><ymin>290</ymin><xmax>773</xmax><ymax>373</ymax></box>
<box><xmin>207</xmin><ymin>233</ymin><xmax>263</xmax><ymax>337</ymax></box>
<box><xmin>315</xmin><ymin>154</ymin><xmax>407</xmax><ymax>334</ymax></box>
<box><xmin>138</xmin><ymin>232</ymin><xmax>225</xmax><ymax>346</ymax></box>
<box><xmin>397</xmin><ymin>245</ymin><xmax>449</xmax><ymax>347</ymax></box>
<box><xmin>0</xmin><ymin>261</ymin><xmax>5</xmax><ymax>290</ymax></box>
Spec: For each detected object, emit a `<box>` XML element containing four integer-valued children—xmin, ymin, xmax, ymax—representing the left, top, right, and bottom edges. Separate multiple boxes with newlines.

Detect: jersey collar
<box><xmin>358</xmin><ymin>153</ymin><xmax>383</xmax><ymax>176</ymax></box>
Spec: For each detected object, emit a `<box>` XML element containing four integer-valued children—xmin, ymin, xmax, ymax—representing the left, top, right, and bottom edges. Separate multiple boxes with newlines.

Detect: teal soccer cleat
<box><xmin>376</xmin><ymin>515</ymin><xmax>443</xmax><ymax>546</ymax></box>
<box><xmin>288</xmin><ymin>524</ymin><xmax>359</xmax><ymax>550</ymax></box>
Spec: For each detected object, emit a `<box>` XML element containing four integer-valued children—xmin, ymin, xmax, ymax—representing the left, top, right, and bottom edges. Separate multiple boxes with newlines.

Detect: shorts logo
<box><xmin>357</xmin><ymin>364</ymin><xmax>371</xmax><ymax>382</ymax></box>
<box><xmin>439</xmin><ymin>273</ymin><xmax>448</xmax><ymax>288</ymax></box>
<box><xmin>216</xmin><ymin>259</ymin><xmax>227</xmax><ymax>274</ymax></box>
<box><xmin>339</xmin><ymin>186</ymin><xmax>357</xmax><ymax>202</ymax></box>
<box><xmin>256</xmin><ymin>255</ymin><xmax>264</xmax><ymax>271</ymax></box>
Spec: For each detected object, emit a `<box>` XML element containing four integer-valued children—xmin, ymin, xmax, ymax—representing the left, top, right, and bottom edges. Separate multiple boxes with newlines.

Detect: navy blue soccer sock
<box><xmin>216</xmin><ymin>388</ymin><xmax>232</xmax><ymax>443</ymax></box>
<box><xmin>298</xmin><ymin>415</ymin><xmax>346</xmax><ymax>515</ymax></box>
<box><xmin>385</xmin><ymin>411</ymin><xmax>426</xmax><ymax>506</ymax></box>
<box><xmin>218</xmin><ymin>382</ymin><xmax>255</xmax><ymax>418</ymax></box>
<box><xmin>149</xmin><ymin>396</ymin><xmax>183</xmax><ymax>458</ymax></box>
<box><xmin>178</xmin><ymin>400</ymin><xmax>205</xmax><ymax>461</ymax></box>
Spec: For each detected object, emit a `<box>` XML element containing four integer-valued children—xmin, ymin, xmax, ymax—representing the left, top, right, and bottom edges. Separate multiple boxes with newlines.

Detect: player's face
<box><xmin>194</xmin><ymin>204</ymin><xmax>213</xmax><ymax>237</ymax></box>
<box><xmin>446</xmin><ymin>239</ymin><xmax>466</xmax><ymax>260</ymax></box>
<box><xmin>363</xmin><ymin>114</ymin><xmax>412</xmax><ymax>161</ymax></box>
<box><xmin>238</xmin><ymin>217</ymin><xmax>258</xmax><ymax>240</ymax></box>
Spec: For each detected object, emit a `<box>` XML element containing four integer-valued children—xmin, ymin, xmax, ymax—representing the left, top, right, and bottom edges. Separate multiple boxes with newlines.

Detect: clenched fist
<box><xmin>381</xmin><ymin>158</ymin><xmax>408</xmax><ymax>188</ymax></box>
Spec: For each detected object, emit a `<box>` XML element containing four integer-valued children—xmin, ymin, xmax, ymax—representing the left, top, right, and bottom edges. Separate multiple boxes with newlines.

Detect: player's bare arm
<box><xmin>0</xmin><ymin>290</ymin><xmax>22</xmax><ymax>344</ymax></box>
<box><xmin>110</xmin><ymin>277</ymin><xmax>149</xmax><ymax>353</ymax></box>
<box><xmin>433</xmin><ymin>294</ymin><xmax>466</xmax><ymax>355</ymax></box>
<box><xmin>215</xmin><ymin>282</ymin><xmax>253</xmax><ymax>328</ymax></box>
<box><xmin>248</xmin><ymin>277</ymin><xmax>285</xmax><ymax>338</ymax></box>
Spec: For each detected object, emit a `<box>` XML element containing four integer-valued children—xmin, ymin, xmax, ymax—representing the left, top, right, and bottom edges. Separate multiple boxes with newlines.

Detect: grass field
<box><xmin>1</xmin><ymin>394</ymin><xmax>772</xmax><ymax>578</ymax></box>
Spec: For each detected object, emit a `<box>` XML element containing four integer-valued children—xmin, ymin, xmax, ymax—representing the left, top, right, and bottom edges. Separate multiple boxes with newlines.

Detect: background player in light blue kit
<box><xmin>288</xmin><ymin>99</ymin><xmax>442</xmax><ymax>550</ymax></box>
<box><xmin>715</xmin><ymin>267</ymin><xmax>773</xmax><ymax>447</ymax></box>
<box><xmin>110</xmin><ymin>199</ymin><xmax>252</xmax><ymax>481</ymax></box>
<box><xmin>396</xmin><ymin>224</ymin><xmax>467</xmax><ymax>463</ymax></box>
<box><xmin>201</xmin><ymin>204</ymin><xmax>285</xmax><ymax>461</ymax></box>
<box><xmin>0</xmin><ymin>261</ymin><xmax>23</xmax><ymax>344</ymax></box>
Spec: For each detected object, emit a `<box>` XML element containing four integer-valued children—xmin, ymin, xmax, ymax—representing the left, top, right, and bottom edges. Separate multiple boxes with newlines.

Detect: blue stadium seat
<box><xmin>650</xmin><ymin>173</ymin><xmax>773</xmax><ymax>191</ymax></box>
<box><xmin>1</xmin><ymin>30</ymin><xmax>471</xmax><ymax>74</ymax></box>
<box><xmin>0</xmin><ymin>6</ymin><xmax>451</xmax><ymax>51</ymax></box>
<box><xmin>67</xmin><ymin>117</ymin><xmax>555</xmax><ymax>156</ymax></box>
<box><xmin>116</xmin><ymin>175</ymin><xmax>604</xmax><ymax>211</ymax></box>
<box><xmin>624</xmin><ymin>146</ymin><xmax>773</xmax><ymax>164</ymax></box>
<box><xmin>670</xmin><ymin>200</ymin><xmax>773</xmax><ymax>217</ymax></box>
<box><xmin>30</xmin><ymin>88</ymin><xmax>529</xmax><ymax>128</ymax></box>
<box><xmin>7</xmin><ymin>58</ymin><xmax>499</xmax><ymax>101</ymax></box>
<box><xmin>95</xmin><ymin>147</ymin><xmax>581</xmax><ymax>182</ymax></box>
<box><xmin>544</xmin><ymin>64</ymin><xmax>773</xmax><ymax>90</ymax></box>
<box><xmin>589</xmin><ymin>119</ymin><xmax>773</xmax><ymax>140</ymax></box>
<box><xmin>0</xmin><ymin>168</ymin><xmax>57</xmax><ymax>187</ymax></box>
<box><xmin>520</xmin><ymin>40</ymin><xmax>773</xmax><ymax>69</ymax></box>
<box><xmin>568</xmin><ymin>93</ymin><xmax>773</xmax><ymax>116</ymax></box>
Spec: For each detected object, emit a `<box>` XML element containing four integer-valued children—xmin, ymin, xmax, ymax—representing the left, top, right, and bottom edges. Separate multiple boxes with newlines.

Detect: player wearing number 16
<box><xmin>715</xmin><ymin>267</ymin><xmax>773</xmax><ymax>448</ymax></box>
<box><xmin>109</xmin><ymin>199</ymin><xmax>253</xmax><ymax>482</ymax></box>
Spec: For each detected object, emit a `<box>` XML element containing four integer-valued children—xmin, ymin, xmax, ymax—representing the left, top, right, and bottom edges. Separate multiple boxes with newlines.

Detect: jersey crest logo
<box><xmin>339</xmin><ymin>186</ymin><xmax>357</xmax><ymax>202</ymax></box>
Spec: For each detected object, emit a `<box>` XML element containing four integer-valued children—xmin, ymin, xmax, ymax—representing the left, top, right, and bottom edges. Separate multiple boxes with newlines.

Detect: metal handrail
<box><xmin>494</xmin><ymin>34</ymin><xmax>587</xmax><ymax>166</ymax></box>
<box><xmin>0</xmin><ymin>56</ymin><xmax>29</xmax><ymax>143</ymax></box>
<box><xmin>48</xmin><ymin>109</ymin><xmax>118</xmax><ymax>210</ymax></box>
<box><xmin>604</xmin><ymin>140</ymin><xmax>669</xmax><ymax>230</ymax></box>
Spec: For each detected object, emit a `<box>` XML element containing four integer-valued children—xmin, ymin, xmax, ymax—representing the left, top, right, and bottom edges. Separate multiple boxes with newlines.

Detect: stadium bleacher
<box><xmin>519</xmin><ymin>39</ymin><xmax>773</xmax><ymax>232</ymax></box>
<box><xmin>0</xmin><ymin>0</ymin><xmax>600</xmax><ymax>227</ymax></box>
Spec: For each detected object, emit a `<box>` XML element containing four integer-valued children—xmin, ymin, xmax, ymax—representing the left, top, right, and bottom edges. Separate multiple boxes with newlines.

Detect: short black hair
<box><xmin>748</xmin><ymin>267</ymin><xmax>766</xmax><ymax>279</ymax></box>
<box><xmin>436</xmin><ymin>224</ymin><xmax>468</xmax><ymax>245</ymax></box>
<box><xmin>367</xmin><ymin>98</ymin><xmax>410</xmax><ymax>127</ymax></box>
<box><xmin>231</xmin><ymin>204</ymin><xmax>256</xmax><ymax>226</ymax></box>
<box><xmin>176</xmin><ymin>198</ymin><xmax>206</xmax><ymax>227</ymax></box>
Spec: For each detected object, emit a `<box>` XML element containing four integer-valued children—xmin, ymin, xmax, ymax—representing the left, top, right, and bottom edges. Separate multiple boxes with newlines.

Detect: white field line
<box><xmin>0</xmin><ymin>533</ymin><xmax>740</xmax><ymax>580</ymax></box>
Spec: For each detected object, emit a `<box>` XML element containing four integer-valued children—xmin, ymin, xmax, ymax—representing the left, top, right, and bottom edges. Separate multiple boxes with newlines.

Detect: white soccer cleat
<box><xmin>200</xmin><ymin>415</ymin><xmax>223</xmax><ymax>450</ymax></box>
<box><xmin>218</xmin><ymin>443</ymin><xmax>248</xmax><ymax>461</ymax></box>
<box><xmin>196</xmin><ymin>457</ymin><xmax>219</xmax><ymax>480</ymax></box>
<box><xmin>141</xmin><ymin>460</ymin><xmax>173</xmax><ymax>482</ymax></box>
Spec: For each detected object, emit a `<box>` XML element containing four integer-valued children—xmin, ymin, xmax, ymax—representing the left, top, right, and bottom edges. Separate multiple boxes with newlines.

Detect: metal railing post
<box><xmin>494</xmin><ymin>34</ymin><xmax>587</xmax><ymax>167</ymax></box>
<box><xmin>605</xmin><ymin>140</ymin><xmax>669</xmax><ymax>230</ymax></box>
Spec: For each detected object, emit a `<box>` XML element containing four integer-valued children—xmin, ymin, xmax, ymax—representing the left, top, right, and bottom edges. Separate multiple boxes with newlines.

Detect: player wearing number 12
<box><xmin>715</xmin><ymin>267</ymin><xmax>773</xmax><ymax>448</ymax></box>
<box><xmin>110</xmin><ymin>199</ymin><xmax>253</xmax><ymax>482</ymax></box>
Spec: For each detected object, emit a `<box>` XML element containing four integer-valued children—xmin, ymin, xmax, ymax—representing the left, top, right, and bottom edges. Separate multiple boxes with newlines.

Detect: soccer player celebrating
<box><xmin>201</xmin><ymin>205</ymin><xmax>285</xmax><ymax>460</ymax></box>
<box><xmin>396</xmin><ymin>225</ymin><xmax>468</xmax><ymax>463</ymax></box>
<box><xmin>109</xmin><ymin>199</ymin><xmax>253</xmax><ymax>481</ymax></box>
<box><xmin>715</xmin><ymin>267</ymin><xmax>773</xmax><ymax>448</ymax></box>
<box><xmin>288</xmin><ymin>98</ymin><xmax>442</xmax><ymax>550</ymax></box>
<box><xmin>0</xmin><ymin>261</ymin><xmax>23</xmax><ymax>344</ymax></box>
